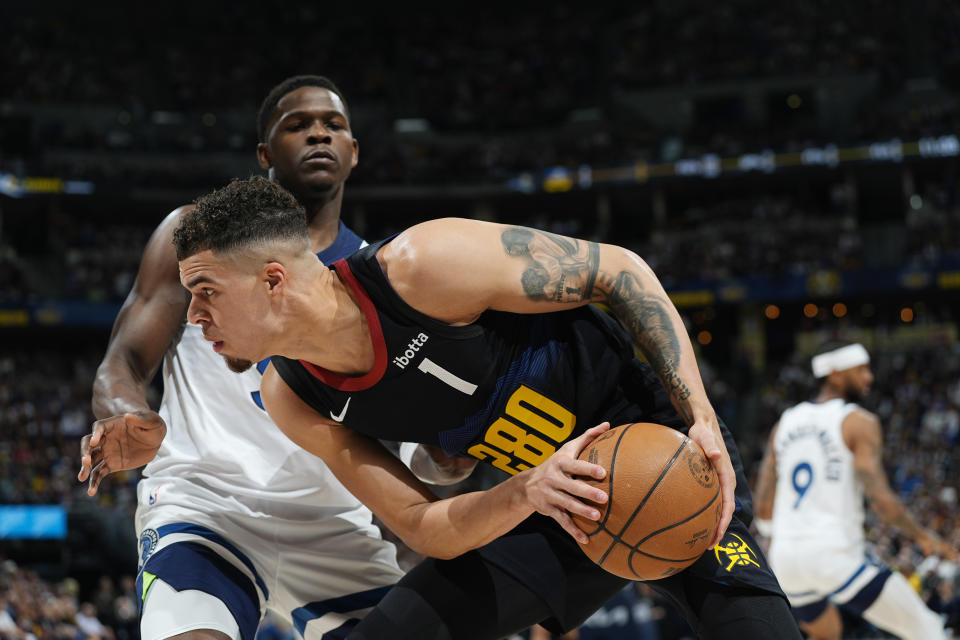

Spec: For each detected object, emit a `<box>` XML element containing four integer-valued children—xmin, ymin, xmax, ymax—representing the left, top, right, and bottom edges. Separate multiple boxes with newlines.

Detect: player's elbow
<box><xmin>600</xmin><ymin>246</ymin><xmax>664</xmax><ymax>297</ymax></box>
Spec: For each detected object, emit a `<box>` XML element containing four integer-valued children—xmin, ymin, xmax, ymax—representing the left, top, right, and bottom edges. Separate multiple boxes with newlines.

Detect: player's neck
<box><xmin>281</xmin><ymin>266</ymin><xmax>374</xmax><ymax>375</ymax></box>
<box><xmin>302</xmin><ymin>185</ymin><xmax>346</xmax><ymax>254</ymax></box>
<box><xmin>815</xmin><ymin>388</ymin><xmax>843</xmax><ymax>403</ymax></box>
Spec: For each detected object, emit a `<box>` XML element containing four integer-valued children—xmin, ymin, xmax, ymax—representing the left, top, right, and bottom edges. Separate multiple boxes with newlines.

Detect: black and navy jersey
<box><xmin>271</xmin><ymin>240</ymin><xmax>788</xmax><ymax>602</ymax></box>
<box><xmin>272</xmin><ymin>238</ymin><xmax>642</xmax><ymax>475</ymax></box>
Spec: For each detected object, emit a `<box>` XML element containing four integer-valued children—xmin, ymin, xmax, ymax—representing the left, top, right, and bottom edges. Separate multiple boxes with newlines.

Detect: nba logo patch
<box><xmin>148</xmin><ymin>487</ymin><xmax>159</xmax><ymax>505</ymax></box>
<box><xmin>139</xmin><ymin>528</ymin><xmax>159</xmax><ymax>570</ymax></box>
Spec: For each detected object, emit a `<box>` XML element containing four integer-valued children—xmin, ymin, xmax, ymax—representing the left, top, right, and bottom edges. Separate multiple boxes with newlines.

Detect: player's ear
<box><xmin>257</xmin><ymin>143</ymin><xmax>273</xmax><ymax>170</ymax></box>
<box><xmin>263</xmin><ymin>262</ymin><xmax>286</xmax><ymax>294</ymax></box>
<box><xmin>350</xmin><ymin>138</ymin><xmax>359</xmax><ymax>169</ymax></box>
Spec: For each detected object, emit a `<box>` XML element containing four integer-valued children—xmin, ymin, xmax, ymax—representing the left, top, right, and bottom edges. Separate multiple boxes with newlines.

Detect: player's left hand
<box><xmin>687</xmin><ymin>418</ymin><xmax>735</xmax><ymax>548</ymax></box>
<box><xmin>521</xmin><ymin>421</ymin><xmax>611</xmax><ymax>544</ymax></box>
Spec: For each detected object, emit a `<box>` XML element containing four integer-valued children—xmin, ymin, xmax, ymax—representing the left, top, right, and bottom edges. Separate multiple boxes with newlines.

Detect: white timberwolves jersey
<box><xmin>770</xmin><ymin>399</ymin><xmax>865</xmax><ymax>556</ymax></box>
<box><xmin>144</xmin><ymin>323</ymin><xmax>366</xmax><ymax>513</ymax></box>
<box><xmin>140</xmin><ymin>228</ymin><xmax>372</xmax><ymax>526</ymax></box>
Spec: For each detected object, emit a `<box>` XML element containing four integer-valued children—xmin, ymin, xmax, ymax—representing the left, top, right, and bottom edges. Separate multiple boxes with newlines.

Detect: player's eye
<box><xmin>286</xmin><ymin>121</ymin><xmax>307</xmax><ymax>131</ymax></box>
<box><xmin>202</xmin><ymin>288</ymin><xmax>215</xmax><ymax>297</ymax></box>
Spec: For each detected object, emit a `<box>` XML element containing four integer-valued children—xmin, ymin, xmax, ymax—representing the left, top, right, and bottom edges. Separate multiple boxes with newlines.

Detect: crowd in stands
<box><xmin>56</xmin><ymin>223</ymin><xmax>148</xmax><ymax>304</ymax></box>
<box><xmin>0</xmin><ymin>559</ymin><xmax>138</xmax><ymax>640</ymax></box>
<box><xmin>0</xmin><ymin>244</ymin><xmax>27</xmax><ymax>304</ymax></box>
<box><xmin>4</xmin><ymin>1</ymin><xmax>959</xmax><ymax>189</ymax></box>
<box><xmin>0</xmin><ymin>345</ymin><xmax>139</xmax><ymax>510</ymax></box>
<box><xmin>6</xmin><ymin>3</ymin><xmax>957</xmax><ymax>120</ymax></box>
<box><xmin>0</xmin><ymin>174</ymin><xmax>955</xmax><ymax>304</ymax></box>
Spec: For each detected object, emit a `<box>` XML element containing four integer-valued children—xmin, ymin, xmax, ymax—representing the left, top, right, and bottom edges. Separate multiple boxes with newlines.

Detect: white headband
<box><xmin>811</xmin><ymin>343</ymin><xmax>870</xmax><ymax>378</ymax></box>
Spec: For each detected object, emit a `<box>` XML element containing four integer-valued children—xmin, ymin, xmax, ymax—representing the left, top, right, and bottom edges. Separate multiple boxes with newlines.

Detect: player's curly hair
<box><xmin>173</xmin><ymin>176</ymin><xmax>309</xmax><ymax>261</ymax></box>
<box><xmin>257</xmin><ymin>75</ymin><xmax>350</xmax><ymax>142</ymax></box>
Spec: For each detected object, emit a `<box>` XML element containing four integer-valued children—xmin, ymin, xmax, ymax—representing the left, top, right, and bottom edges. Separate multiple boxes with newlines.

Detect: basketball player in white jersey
<box><xmin>753</xmin><ymin>340</ymin><xmax>957</xmax><ymax>640</ymax></box>
<box><xmin>78</xmin><ymin>76</ymin><xmax>471</xmax><ymax>640</ymax></box>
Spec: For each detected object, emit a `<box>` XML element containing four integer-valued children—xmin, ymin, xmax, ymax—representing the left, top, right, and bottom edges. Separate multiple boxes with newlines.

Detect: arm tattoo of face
<box><xmin>501</xmin><ymin>227</ymin><xmax>599</xmax><ymax>303</ymax></box>
<box><xmin>502</xmin><ymin>226</ymin><xmax>692</xmax><ymax>410</ymax></box>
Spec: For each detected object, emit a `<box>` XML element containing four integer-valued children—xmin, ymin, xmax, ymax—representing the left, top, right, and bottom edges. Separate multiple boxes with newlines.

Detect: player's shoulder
<box><xmin>845</xmin><ymin>405</ymin><xmax>879</xmax><ymax>424</ymax></box>
<box><xmin>380</xmin><ymin>218</ymin><xmax>468</xmax><ymax>277</ymax></box>
<box><xmin>385</xmin><ymin>218</ymin><xmax>500</xmax><ymax>270</ymax></box>
<box><xmin>841</xmin><ymin>405</ymin><xmax>881</xmax><ymax>443</ymax></box>
<box><xmin>167</xmin><ymin>204</ymin><xmax>197</xmax><ymax>226</ymax></box>
<box><xmin>150</xmin><ymin>204</ymin><xmax>197</xmax><ymax>240</ymax></box>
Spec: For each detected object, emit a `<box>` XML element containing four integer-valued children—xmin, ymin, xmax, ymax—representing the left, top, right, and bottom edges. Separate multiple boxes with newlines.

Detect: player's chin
<box><xmin>302</xmin><ymin>168</ymin><xmax>350</xmax><ymax>189</ymax></box>
<box><xmin>223</xmin><ymin>356</ymin><xmax>255</xmax><ymax>373</ymax></box>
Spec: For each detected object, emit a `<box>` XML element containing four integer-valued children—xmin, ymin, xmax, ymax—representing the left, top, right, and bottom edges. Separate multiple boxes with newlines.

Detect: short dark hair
<box><xmin>174</xmin><ymin>176</ymin><xmax>309</xmax><ymax>261</ymax></box>
<box><xmin>256</xmin><ymin>75</ymin><xmax>349</xmax><ymax>142</ymax></box>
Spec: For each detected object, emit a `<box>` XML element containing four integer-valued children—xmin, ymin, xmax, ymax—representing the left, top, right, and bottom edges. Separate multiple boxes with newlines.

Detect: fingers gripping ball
<box><xmin>572</xmin><ymin>423</ymin><xmax>721</xmax><ymax>581</ymax></box>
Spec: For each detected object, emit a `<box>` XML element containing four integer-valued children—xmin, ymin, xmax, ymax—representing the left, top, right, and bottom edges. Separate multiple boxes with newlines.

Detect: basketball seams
<box><xmin>624</xmin><ymin>484</ymin><xmax>721</xmax><ymax>571</ymax></box>
<box><xmin>632</xmin><ymin>475</ymin><xmax>720</xmax><ymax>547</ymax></box>
<box><xmin>597</xmin><ymin>435</ymin><xmax>689</xmax><ymax>566</ymax></box>
<box><xmin>584</xmin><ymin>422</ymin><xmax>633</xmax><ymax>537</ymax></box>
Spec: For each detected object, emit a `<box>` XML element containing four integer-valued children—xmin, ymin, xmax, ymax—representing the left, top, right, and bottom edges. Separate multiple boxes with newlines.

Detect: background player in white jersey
<box><xmin>754</xmin><ymin>340</ymin><xmax>958</xmax><ymax>640</ymax></box>
<box><xmin>77</xmin><ymin>75</ymin><xmax>468</xmax><ymax>640</ymax></box>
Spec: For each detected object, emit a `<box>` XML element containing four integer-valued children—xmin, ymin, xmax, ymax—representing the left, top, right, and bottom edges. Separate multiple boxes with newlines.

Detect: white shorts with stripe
<box><xmin>135</xmin><ymin>477</ymin><xmax>404</xmax><ymax>640</ymax></box>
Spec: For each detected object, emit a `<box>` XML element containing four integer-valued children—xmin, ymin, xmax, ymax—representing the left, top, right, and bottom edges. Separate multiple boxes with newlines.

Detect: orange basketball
<box><xmin>572</xmin><ymin>422</ymin><xmax>721</xmax><ymax>581</ymax></box>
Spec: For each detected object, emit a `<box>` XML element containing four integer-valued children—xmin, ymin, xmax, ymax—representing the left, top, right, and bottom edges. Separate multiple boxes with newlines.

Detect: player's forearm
<box><xmin>91</xmin><ymin>354</ymin><xmax>153</xmax><ymax>419</ymax></box>
<box><xmin>401</xmin><ymin>473</ymin><xmax>534</xmax><ymax>559</ymax></box>
<box><xmin>595</xmin><ymin>251</ymin><xmax>712</xmax><ymax>425</ymax></box>
<box><xmin>872</xmin><ymin>494</ymin><xmax>925</xmax><ymax>539</ymax></box>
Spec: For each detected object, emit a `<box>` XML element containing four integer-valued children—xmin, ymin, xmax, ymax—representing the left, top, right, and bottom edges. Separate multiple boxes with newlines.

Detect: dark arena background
<box><xmin>2</xmin><ymin>2</ymin><xmax>959</xmax><ymax>639</ymax></box>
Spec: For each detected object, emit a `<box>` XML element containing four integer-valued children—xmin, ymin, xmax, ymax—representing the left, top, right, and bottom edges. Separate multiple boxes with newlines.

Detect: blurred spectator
<box><xmin>0</xmin><ymin>558</ymin><xmax>136</xmax><ymax>640</ymax></box>
<box><xmin>75</xmin><ymin>602</ymin><xmax>113</xmax><ymax>640</ymax></box>
<box><xmin>110</xmin><ymin>577</ymin><xmax>137</xmax><ymax>640</ymax></box>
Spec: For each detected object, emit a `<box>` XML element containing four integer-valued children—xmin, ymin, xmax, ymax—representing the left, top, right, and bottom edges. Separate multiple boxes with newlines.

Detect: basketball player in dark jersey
<box><xmin>171</xmin><ymin>176</ymin><xmax>802</xmax><ymax>639</ymax></box>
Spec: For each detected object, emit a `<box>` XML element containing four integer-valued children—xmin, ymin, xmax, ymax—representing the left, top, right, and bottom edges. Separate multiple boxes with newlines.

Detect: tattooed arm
<box><xmin>380</xmin><ymin>218</ymin><xmax>734</xmax><ymax>545</ymax></box>
<box><xmin>844</xmin><ymin>409</ymin><xmax>957</xmax><ymax>560</ymax></box>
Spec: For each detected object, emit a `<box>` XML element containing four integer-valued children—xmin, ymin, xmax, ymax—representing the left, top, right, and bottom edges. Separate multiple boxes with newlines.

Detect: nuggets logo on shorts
<box><xmin>714</xmin><ymin>533</ymin><xmax>761</xmax><ymax>572</ymax></box>
<box><xmin>139</xmin><ymin>528</ymin><xmax>159</xmax><ymax>569</ymax></box>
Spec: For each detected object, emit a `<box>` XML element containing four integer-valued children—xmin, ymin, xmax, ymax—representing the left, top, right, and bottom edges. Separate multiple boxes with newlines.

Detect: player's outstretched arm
<box><xmin>379</xmin><ymin>218</ymin><xmax>734</xmax><ymax>546</ymax></box>
<box><xmin>846</xmin><ymin>409</ymin><xmax>958</xmax><ymax>561</ymax></box>
<box><xmin>79</xmin><ymin>207</ymin><xmax>192</xmax><ymax>495</ymax></box>
<box><xmin>260</xmin><ymin>366</ymin><xmax>610</xmax><ymax>558</ymax></box>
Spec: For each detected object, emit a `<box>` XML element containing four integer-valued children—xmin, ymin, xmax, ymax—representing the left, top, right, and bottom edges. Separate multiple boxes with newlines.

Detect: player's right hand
<box><xmin>78</xmin><ymin>410</ymin><xmax>167</xmax><ymax>495</ymax></box>
<box><xmin>521</xmin><ymin>422</ymin><xmax>611</xmax><ymax>544</ymax></box>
